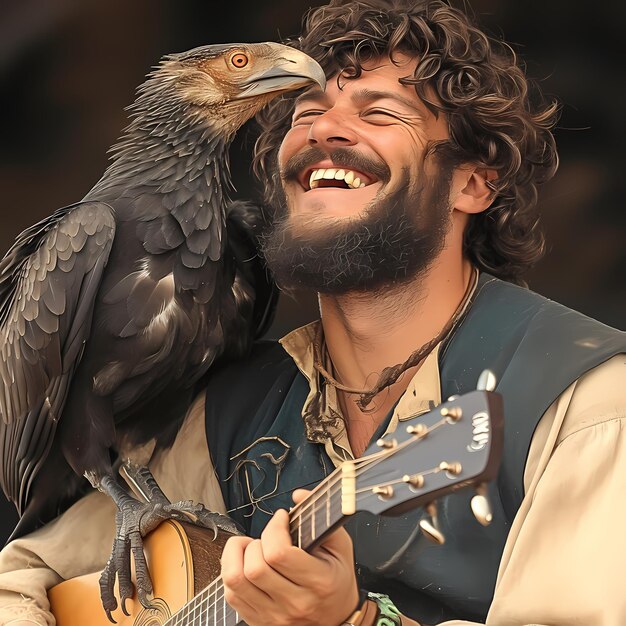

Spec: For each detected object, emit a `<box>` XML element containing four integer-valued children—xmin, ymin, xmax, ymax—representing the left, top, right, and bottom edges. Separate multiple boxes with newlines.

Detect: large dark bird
<box><xmin>0</xmin><ymin>42</ymin><xmax>324</xmax><ymax>610</ymax></box>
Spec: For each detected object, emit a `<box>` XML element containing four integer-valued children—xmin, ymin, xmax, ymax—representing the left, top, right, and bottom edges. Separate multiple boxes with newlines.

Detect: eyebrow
<box><xmin>293</xmin><ymin>87</ymin><xmax>426</xmax><ymax>116</ymax></box>
<box><xmin>352</xmin><ymin>89</ymin><xmax>426</xmax><ymax>115</ymax></box>
<box><xmin>293</xmin><ymin>88</ymin><xmax>328</xmax><ymax>107</ymax></box>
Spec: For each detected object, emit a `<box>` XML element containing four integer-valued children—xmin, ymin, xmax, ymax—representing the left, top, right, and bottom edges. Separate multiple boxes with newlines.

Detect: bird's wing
<box><xmin>0</xmin><ymin>201</ymin><xmax>116</xmax><ymax>512</ymax></box>
<box><xmin>225</xmin><ymin>200</ymin><xmax>279</xmax><ymax>340</ymax></box>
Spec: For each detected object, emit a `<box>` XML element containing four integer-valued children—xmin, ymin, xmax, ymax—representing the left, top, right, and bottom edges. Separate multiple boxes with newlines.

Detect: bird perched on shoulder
<box><xmin>0</xmin><ymin>42</ymin><xmax>325</xmax><ymax>614</ymax></box>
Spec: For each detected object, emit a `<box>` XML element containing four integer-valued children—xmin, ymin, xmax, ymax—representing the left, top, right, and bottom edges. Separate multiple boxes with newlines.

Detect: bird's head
<box><xmin>138</xmin><ymin>42</ymin><xmax>326</xmax><ymax>137</ymax></box>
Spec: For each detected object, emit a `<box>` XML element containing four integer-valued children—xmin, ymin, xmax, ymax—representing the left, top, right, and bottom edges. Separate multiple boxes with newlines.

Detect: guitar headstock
<box><xmin>342</xmin><ymin>388</ymin><xmax>503</xmax><ymax>541</ymax></box>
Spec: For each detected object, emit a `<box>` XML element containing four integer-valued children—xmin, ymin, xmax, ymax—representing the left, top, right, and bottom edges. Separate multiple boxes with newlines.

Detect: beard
<box><xmin>260</xmin><ymin>148</ymin><xmax>453</xmax><ymax>295</ymax></box>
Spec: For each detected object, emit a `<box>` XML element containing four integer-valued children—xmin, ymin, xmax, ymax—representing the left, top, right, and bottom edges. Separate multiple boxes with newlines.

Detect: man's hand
<box><xmin>221</xmin><ymin>489</ymin><xmax>361</xmax><ymax>626</ymax></box>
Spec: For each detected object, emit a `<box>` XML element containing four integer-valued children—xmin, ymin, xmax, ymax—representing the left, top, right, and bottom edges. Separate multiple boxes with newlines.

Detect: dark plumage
<box><xmin>0</xmin><ymin>42</ymin><xmax>325</xmax><ymax>541</ymax></box>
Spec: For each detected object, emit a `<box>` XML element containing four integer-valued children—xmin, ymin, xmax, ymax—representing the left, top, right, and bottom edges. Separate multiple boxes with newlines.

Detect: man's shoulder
<box><xmin>449</xmin><ymin>274</ymin><xmax>625</xmax><ymax>363</ymax></box>
<box><xmin>442</xmin><ymin>273</ymin><xmax>625</xmax><ymax>400</ymax></box>
<box><xmin>207</xmin><ymin>340</ymin><xmax>293</xmax><ymax>385</ymax></box>
<box><xmin>475</xmin><ymin>274</ymin><xmax>623</xmax><ymax>336</ymax></box>
<box><xmin>203</xmin><ymin>339</ymin><xmax>298</xmax><ymax>424</ymax></box>
<box><xmin>445</xmin><ymin>275</ymin><xmax>626</xmax><ymax>514</ymax></box>
<box><xmin>557</xmin><ymin>353</ymin><xmax>626</xmax><ymax>443</ymax></box>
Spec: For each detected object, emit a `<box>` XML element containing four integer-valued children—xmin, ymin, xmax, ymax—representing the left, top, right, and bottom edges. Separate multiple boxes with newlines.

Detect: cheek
<box><xmin>363</xmin><ymin>126</ymin><xmax>430</xmax><ymax>167</ymax></box>
<box><xmin>278</xmin><ymin>127</ymin><xmax>308</xmax><ymax>168</ymax></box>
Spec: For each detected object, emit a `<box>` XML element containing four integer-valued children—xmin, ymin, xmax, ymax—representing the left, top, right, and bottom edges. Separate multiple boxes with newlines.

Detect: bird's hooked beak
<box><xmin>234</xmin><ymin>44</ymin><xmax>326</xmax><ymax>99</ymax></box>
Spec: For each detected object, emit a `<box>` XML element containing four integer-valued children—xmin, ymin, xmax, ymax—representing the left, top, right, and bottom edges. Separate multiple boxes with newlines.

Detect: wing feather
<box><xmin>0</xmin><ymin>201</ymin><xmax>115</xmax><ymax>511</ymax></box>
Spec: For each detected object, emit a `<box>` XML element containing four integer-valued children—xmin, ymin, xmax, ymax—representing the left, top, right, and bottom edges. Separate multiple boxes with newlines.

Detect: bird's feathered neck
<box><xmin>89</xmin><ymin>64</ymin><xmax>234</xmax><ymax>203</ymax></box>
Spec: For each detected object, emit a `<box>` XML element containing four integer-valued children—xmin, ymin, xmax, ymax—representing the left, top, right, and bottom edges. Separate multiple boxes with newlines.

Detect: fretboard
<box><xmin>163</xmin><ymin>468</ymin><xmax>346</xmax><ymax>625</ymax></box>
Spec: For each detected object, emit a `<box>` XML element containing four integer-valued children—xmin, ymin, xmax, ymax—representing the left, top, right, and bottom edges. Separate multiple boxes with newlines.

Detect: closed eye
<box><xmin>292</xmin><ymin>110</ymin><xmax>325</xmax><ymax>125</ymax></box>
<box><xmin>361</xmin><ymin>109</ymin><xmax>401</xmax><ymax>123</ymax></box>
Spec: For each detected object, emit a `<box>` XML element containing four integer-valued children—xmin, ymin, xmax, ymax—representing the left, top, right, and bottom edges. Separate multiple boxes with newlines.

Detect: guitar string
<box><xmin>166</xmin><ymin>417</ymin><xmax>460</xmax><ymax>624</ymax></box>
<box><xmin>286</xmin><ymin>408</ymin><xmax>456</xmax><ymax>528</ymax></box>
<box><xmin>165</xmin><ymin>454</ymin><xmax>365</xmax><ymax>624</ymax></box>
<box><xmin>288</xmin><ymin>414</ymin><xmax>456</xmax><ymax>531</ymax></box>
<box><xmin>163</xmin><ymin>474</ymin><xmax>344</xmax><ymax>625</ymax></box>
<box><xmin>176</xmin><ymin>479</ymin><xmax>429</xmax><ymax>625</ymax></box>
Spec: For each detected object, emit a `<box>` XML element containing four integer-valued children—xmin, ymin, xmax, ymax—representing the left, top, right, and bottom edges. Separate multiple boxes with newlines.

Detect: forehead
<box><xmin>299</xmin><ymin>54</ymin><xmax>421</xmax><ymax>103</ymax></box>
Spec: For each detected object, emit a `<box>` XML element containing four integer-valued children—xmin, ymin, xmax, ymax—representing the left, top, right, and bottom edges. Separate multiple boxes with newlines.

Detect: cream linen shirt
<box><xmin>0</xmin><ymin>327</ymin><xmax>624</xmax><ymax>626</ymax></box>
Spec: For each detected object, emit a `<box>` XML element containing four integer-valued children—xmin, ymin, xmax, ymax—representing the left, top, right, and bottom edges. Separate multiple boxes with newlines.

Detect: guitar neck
<box><xmin>161</xmin><ymin>389</ymin><xmax>503</xmax><ymax>625</ymax></box>
<box><xmin>164</xmin><ymin>467</ymin><xmax>347</xmax><ymax>626</ymax></box>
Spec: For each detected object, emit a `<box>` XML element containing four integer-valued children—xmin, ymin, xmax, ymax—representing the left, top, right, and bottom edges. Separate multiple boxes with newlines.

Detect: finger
<box><xmin>242</xmin><ymin>535</ymin><xmax>303</xmax><ymax>598</ymax></box>
<box><xmin>292</xmin><ymin>490</ymin><xmax>356</xmax><ymax>563</ymax></box>
<box><xmin>221</xmin><ymin>536</ymin><xmax>274</xmax><ymax>609</ymax></box>
<box><xmin>222</xmin><ymin>593</ymin><xmax>258</xmax><ymax>626</ymax></box>
<box><xmin>260</xmin><ymin>508</ymin><xmax>324</xmax><ymax>586</ymax></box>
<box><xmin>292</xmin><ymin>488</ymin><xmax>311</xmax><ymax>505</ymax></box>
<box><xmin>311</xmin><ymin>522</ymin><xmax>355</xmax><ymax>562</ymax></box>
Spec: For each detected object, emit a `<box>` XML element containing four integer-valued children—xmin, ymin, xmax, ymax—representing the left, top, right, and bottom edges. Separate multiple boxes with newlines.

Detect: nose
<box><xmin>307</xmin><ymin>109</ymin><xmax>358</xmax><ymax>150</ymax></box>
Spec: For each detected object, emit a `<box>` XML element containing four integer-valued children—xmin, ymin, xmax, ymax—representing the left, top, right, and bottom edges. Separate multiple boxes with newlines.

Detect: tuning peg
<box><xmin>376</xmin><ymin>437</ymin><xmax>397</xmax><ymax>449</ymax></box>
<box><xmin>403</xmin><ymin>473</ymin><xmax>425</xmax><ymax>489</ymax></box>
<box><xmin>439</xmin><ymin>461</ymin><xmax>462</xmax><ymax>476</ymax></box>
<box><xmin>372</xmin><ymin>485</ymin><xmax>394</xmax><ymax>499</ymax></box>
<box><xmin>477</xmin><ymin>369</ymin><xmax>497</xmax><ymax>392</ymax></box>
<box><xmin>406</xmin><ymin>423</ymin><xmax>427</xmax><ymax>437</ymax></box>
<box><xmin>419</xmin><ymin>502</ymin><xmax>445</xmax><ymax>545</ymax></box>
<box><xmin>471</xmin><ymin>483</ymin><xmax>493</xmax><ymax>526</ymax></box>
<box><xmin>440</xmin><ymin>406</ymin><xmax>462</xmax><ymax>421</ymax></box>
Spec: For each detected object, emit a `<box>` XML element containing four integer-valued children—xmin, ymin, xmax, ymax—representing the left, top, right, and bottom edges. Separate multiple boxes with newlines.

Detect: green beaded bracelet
<box><xmin>367</xmin><ymin>592</ymin><xmax>402</xmax><ymax>626</ymax></box>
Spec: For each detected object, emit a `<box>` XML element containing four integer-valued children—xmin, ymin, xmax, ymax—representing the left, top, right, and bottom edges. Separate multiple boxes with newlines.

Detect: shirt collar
<box><xmin>280</xmin><ymin>320</ymin><xmax>442</xmax><ymax>464</ymax></box>
<box><xmin>279</xmin><ymin>271</ymin><xmax>479</xmax><ymax>464</ymax></box>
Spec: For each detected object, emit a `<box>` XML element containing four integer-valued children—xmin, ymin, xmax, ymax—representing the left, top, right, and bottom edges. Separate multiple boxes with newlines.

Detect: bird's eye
<box><xmin>230</xmin><ymin>53</ymin><xmax>249</xmax><ymax>68</ymax></box>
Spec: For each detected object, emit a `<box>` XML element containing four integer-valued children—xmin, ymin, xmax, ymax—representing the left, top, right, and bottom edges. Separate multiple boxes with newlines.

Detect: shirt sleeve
<box><xmin>0</xmin><ymin>391</ymin><xmax>225</xmax><ymax>625</ymax></box>
<box><xmin>436</xmin><ymin>353</ymin><xmax>626</xmax><ymax>626</ymax></box>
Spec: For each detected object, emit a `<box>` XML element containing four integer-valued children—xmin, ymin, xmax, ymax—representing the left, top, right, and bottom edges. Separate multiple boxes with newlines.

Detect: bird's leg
<box><xmin>88</xmin><ymin>465</ymin><xmax>241</xmax><ymax>621</ymax></box>
<box><xmin>92</xmin><ymin>471</ymin><xmax>157</xmax><ymax>620</ymax></box>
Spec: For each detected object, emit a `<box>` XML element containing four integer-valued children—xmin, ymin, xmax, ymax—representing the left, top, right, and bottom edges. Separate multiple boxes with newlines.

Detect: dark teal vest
<box><xmin>205</xmin><ymin>275</ymin><xmax>625</xmax><ymax>624</ymax></box>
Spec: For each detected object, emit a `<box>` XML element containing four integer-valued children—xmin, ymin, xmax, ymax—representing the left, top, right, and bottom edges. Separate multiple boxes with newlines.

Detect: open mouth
<box><xmin>301</xmin><ymin>167</ymin><xmax>378</xmax><ymax>191</ymax></box>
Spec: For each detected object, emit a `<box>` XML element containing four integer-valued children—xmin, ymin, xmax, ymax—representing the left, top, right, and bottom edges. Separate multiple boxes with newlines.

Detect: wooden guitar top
<box><xmin>48</xmin><ymin>520</ymin><xmax>230</xmax><ymax>626</ymax></box>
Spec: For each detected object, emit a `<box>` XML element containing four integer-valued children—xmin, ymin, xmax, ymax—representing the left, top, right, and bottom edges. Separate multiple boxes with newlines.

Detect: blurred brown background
<box><xmin>1</xmin><ymin>1</ymin><xmax>624</xmax><ymax>539</ymax></box>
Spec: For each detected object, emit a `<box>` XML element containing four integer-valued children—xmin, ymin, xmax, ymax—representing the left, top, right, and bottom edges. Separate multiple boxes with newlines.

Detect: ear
<box><xmin>453</xmin><ymin>167</ymin><xmax>498</xmax><ymax>215</ymax></box>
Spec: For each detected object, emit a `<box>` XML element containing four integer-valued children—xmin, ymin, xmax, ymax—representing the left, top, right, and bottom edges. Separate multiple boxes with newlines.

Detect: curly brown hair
<box><xmin>253</xmin><ymin>0</ymin><xmax>559</xmax><ymax>284</ymax></box>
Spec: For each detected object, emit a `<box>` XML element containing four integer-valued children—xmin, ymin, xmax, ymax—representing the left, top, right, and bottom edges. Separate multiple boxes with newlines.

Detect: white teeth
<box><xmin>306</xmin><ymin>167</ymin><xmax>370</xmax><ymax>190</ymax></box>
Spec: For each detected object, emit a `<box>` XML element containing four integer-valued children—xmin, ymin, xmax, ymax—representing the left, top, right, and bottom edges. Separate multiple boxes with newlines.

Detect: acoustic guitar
<box><xmin>49</xmin><ymin>387</ymin><xmax>503</xmax><ymax>626</ymax></box>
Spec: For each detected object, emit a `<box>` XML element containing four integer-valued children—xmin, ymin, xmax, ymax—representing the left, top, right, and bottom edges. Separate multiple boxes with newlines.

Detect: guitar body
<box><xmin>49</xmin><ymin>521</ymin><xmax>232</xmax><ymax>626</ymax></box>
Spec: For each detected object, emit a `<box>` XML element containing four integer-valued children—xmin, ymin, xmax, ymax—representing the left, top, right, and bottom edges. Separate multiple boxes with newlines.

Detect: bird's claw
<box><xmin>99</xmin><ymin>506</ymin><xmax>156</xmax><ymax>620</ymax></box>
<box><xmin>162</xmin><ymin>500</ymin><xmax>243</xmax><ymax>537</ymax></box>
<box><xmin>98</xmin><ymin>492</ymin><xmax>240</xmax><ymax>617</ymax></box>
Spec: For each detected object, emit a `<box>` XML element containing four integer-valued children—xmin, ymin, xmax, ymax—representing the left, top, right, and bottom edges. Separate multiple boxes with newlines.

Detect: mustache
<box><xmin>281</xmin><ymin>147</ymin><xmax>391</xmax><ymax>183</ymax></box>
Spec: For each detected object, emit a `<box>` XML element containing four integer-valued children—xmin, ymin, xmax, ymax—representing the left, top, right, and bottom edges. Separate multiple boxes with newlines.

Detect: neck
<box><xmin>319</xmin><ymin>252</ymin><xmax>474</xmax><ymax>396</ymax></box>
<box><xmin>89</xmin><ymin>80</ymin><xmax>229</xmax><ymax>202</ymax></box>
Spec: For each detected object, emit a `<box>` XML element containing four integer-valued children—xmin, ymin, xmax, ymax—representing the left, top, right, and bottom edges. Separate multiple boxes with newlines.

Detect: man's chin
<box><xmin>290</xmin><ymin>182</ymin><xmax>383</xmax><ymax>220</ymax></box>
<box><xmin>261</xmin><ymin>167</ymin><xmax>450</xmax><ymax>294</ymax></box>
